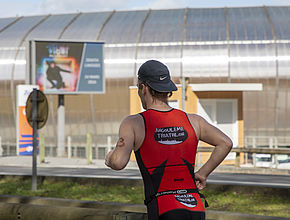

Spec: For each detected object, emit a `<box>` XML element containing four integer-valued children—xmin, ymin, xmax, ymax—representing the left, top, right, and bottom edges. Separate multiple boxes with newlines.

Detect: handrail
<box><xmin>197</xmin><ymin>147</ymin><xmax>290</xmax><ymax>154</ymax></box>
<box><xmin>197</xmin><ymin>147</ymin><xmax>290</xmax><ymax>167</ymax></box>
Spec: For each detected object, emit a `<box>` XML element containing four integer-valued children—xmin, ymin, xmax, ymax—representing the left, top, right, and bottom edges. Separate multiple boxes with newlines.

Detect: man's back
<box><xmin>131</xmin><ymin>111</ymin><xmax>202</xmax><ymax>150</ymax></box>
<box><xmin>135</xmin><ymin>108</ymin><xmax>197</xmax><ymax>169</ymax></box>
<box><xmin>133</xmin><ymin>108</ymin><xmax>205</xmax><ymax>220</ymax></box>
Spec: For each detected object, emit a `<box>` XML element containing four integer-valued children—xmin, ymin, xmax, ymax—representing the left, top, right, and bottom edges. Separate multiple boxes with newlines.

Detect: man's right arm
<box><xmin>193</xmin><ymin>115</ymin><xmax>233</xmax><ymax>190</ymax></box>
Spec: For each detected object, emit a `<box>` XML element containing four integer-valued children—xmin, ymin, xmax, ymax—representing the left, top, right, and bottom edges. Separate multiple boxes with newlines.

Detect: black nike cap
<box><xmin>137</xmin><ymin>60</ymin><xmax>177</xmax><ymax>92</ymax></box>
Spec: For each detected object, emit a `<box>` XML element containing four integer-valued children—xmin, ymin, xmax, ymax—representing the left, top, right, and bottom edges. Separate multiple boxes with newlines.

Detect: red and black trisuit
<box><xmin>135</xmin><ymin>109</ymin><xmax>207</xmax><ymax>220</ymax></box>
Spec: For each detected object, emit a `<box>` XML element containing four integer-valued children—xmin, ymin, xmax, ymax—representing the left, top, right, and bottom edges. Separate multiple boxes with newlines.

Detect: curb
<box><xmin>0</xmin><ymin>195</ymin><xmax>289</xmax><ymax>220</ymax></box>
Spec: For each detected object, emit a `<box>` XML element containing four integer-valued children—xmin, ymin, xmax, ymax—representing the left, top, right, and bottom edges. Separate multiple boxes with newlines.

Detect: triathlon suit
<box><xmin>135</xmin><ymin>109</ymin><xmax>207</xmax><ymax>220</ymax></box>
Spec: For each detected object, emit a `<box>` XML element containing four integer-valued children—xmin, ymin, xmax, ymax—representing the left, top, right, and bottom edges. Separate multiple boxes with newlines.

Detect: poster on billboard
<box><xmin>29</xmin><ymin>40</ymin><xmax>104</xmax><ymax>94</ymax></box>
<box><xmin>16</xmin><ymin>85</ymin><xmax>39</xmax><ymax>155</ymax></box>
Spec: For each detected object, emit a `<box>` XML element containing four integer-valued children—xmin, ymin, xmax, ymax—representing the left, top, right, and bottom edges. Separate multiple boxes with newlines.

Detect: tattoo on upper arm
<box><xmin>116</xmin><ymin>137</ymin><xmax>125</xmax><ymax>147</ymax></box>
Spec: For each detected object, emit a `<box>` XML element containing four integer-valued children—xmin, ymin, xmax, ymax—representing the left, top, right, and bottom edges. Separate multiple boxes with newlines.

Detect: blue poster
<box><xmin>77</xmin><ymin>43</ymin><xmax>104</xmax><ymax>92</ymax></box>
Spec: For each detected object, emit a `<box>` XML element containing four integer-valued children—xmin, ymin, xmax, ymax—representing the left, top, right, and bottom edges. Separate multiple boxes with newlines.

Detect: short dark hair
<box><xmin>138</xmin><ymin>81</ymin><xmax>172</xmax><ymax>104</ymax></box>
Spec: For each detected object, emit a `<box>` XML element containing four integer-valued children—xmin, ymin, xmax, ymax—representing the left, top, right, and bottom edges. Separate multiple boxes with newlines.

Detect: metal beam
<box><xmin>134</xmin><ymin>9</ymin><xmax>151</xmax><ymax>85</ymax></box>
<box><xmin>197</xmin><ymin>147</ymin><xmax>290</xmax><ymax>154</ymax></box>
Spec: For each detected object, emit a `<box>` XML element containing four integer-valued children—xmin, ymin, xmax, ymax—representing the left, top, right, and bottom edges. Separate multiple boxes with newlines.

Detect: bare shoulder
<box><xmin>122</xmin><ymin>114</ymin><xmax>143</xmax><ymax>124</ymax></box>
<box><xmin>121</xmin><ymin>114</ymin><xmax>145</xmax><ymax>151</ymax></box>
<box><xmin>186</xmin><ymin>113</ymin><xmax>203</xmax><ymax>139</ymax></box>
<box><xmin>187</xmin><ymin>113</ymin><xmax>203</xmax><ymax>121</ymax></box>
<box><xmin>120</xmin><ymin>114</ymin><xmax>144</xmax><ymax>129</ymax></box>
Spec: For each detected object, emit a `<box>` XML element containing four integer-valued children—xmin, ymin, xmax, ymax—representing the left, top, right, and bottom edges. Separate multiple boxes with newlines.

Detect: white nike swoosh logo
<box><xmin>160</xmin><ymin>76</ymin><xmax>167</xmax><ymax>80</ymax></box>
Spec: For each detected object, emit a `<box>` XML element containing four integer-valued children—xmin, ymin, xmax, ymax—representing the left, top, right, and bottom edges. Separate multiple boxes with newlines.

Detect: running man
<box><xmin>105</xmin><ymin>60</ymin><xmax>232</xmax><ymax>220</ymax></box>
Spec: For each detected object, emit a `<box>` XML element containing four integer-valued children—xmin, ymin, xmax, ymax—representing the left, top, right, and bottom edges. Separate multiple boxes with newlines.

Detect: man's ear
<box><xmin>141</xmin><ymin>84</ymin><xmax>147</xmax><ymax>95</ymax></box>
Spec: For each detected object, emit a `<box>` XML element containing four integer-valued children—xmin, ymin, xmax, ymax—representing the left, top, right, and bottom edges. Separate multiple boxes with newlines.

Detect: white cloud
<box><xmin>37</xmin><ymin>0</ymin><xmax>131</xmax><ymax>14</ymax></box>
<box><xmin>36</xmin><ymin>0</ymin><xmax>191</xmax><ymax>16</ymax></box>
<box><xmin>145</xmin><ymin>0</ymin><xmax>186</xmax><ymax>9</ymax></box>
<box><xmin>0</xmin><ymin>1</ymin><xmax>40</xmax><ymax>18</ymax></box>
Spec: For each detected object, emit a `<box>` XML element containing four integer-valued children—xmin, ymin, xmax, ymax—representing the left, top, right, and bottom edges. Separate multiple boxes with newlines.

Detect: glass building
<box><xmin>0</xmin><ymin>7</ymin><xmax>289</xmax><ymax>158</ymax></box>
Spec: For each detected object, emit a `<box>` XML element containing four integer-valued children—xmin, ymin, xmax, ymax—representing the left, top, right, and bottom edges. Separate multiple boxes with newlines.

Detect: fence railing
<box><xmin>0</xmin><ymin>134</ymin><xmax>115</xmax><ymax>160</ymax></box>
<box><xmin>197</xmin><ymin>146</ymin><xmax>290</xmax><ymax>168</ymax></box>
<box><xmin>245</xmin><ymin>136</ymin><xmax>290</xmax><ymax>148</ymax></box>
<box><xmin>1</xmin><ymin>135</ymin><xmax>289</xmax><ymax>169</ymax></box>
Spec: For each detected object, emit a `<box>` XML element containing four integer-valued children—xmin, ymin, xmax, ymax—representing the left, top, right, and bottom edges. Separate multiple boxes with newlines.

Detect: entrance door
<box><xmin>198</xmin><ymin>99</ymin><xmax>238</xmax><ymax>160</ymax></box>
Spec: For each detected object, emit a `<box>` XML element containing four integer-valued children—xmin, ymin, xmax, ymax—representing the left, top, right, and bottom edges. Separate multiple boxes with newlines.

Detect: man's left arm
<box><xmin>105</xmin><ymin>116</ymin><xmax>135</xmax><ymax>170</ymax></box>
<box><xmin>58</xmin><ymin>66</ymin><xmax>71</xmax><ymax>73</ymax></box>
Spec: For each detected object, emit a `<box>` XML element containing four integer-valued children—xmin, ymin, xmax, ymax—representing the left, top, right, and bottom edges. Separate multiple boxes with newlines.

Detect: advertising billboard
<box><xmin>16</xmin><ymin>85</ymin><xmax>39</xmax><ymax>155</ymax></box>
<box><xmin>29</xmin><ymin>40</ymin><xmax>104</xmax><ymax>94</ymax></box>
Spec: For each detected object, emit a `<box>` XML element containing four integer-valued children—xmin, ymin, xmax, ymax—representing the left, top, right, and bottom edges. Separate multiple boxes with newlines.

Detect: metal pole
<box><xmin>181</xmin><ymin>77</ymin><xmax>186</xmax><ymax>111</ymax></box>
<box><xmin>57</xmin><ymin>95</ymin><xmax>65</xmax><ymax>157</ymax></box>
<box><xmin>0</xmin><ymin>136</ymin><xmax>2</xmax><ymax>156</ymax></box>
<box><xmin>224</xmin><ymin>7</ymin><xmax>231</xmax><ymax>83</ymax></box>
<box><xmin>245</xmin><ymin>137</ymin><xmax>248</xmax><ymax>164</ymax></box>
<box><xmin>39</xmin><ymin>133</ymin><xmax>45</xmax><ymax>163</ymax></box>
<box><xmin>253</xmin><ymin>137</ymin><xmax>256</xmax><ymax>167</ymax></box>
<box><xmin>67</xmin><ymin>136</ymin><xmax>71</xmax><ymax>159</ymax></box>
<box><xmin>269</xmin><ymin>137</ymin><xmax>273</xmax><ymax>168</ymax></box>
<box><xmin>107</xmin><ymin>136</ymin><xmax>112</xmax><ymax>157</ymax></box>
<box><xmin>87</xmin><ymin>133</ymin><xmax>92</xmax><ymax>164</ymax></box>
<box><xmin>32</xmin><ymin>89</ymin><xmax>38</xmax><ymax>191</ymax></box>
<box><xmin>198</xmin><ymin>152</ymin><xmax>202</xmax><ymax>166</ymax></box>
<box><xmin>274</xmin><ymin>137</ymin><xmax>278</xmax><ymax>168</ymax></box>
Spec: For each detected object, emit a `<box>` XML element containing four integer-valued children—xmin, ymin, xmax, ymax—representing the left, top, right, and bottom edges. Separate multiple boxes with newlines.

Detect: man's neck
<box><xmin>146</xmin><ymin>101</ymin><xmax>172</xmax><ymax>111</ymax></box>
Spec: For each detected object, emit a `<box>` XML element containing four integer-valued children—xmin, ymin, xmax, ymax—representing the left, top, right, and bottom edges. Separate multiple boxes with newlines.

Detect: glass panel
<box><xmin>230</xmin><ymin>43</ymin><xmax>276</xmax><ymax>79</ymax></box>
<box><xmin>277</xmin><ymin>43</ymin><xmax>290</xmax><ymax>78</ymax></box>
<box><xmin>140</xmin><ymin>9</ymin><xmax>185</xmax><ymax>42</ymax></box>
<box><xmin>268</xmin><ymin>7</ymin><xmax>290</xmax><ymax>40</ymax></box>
<box><xmin>228</xmin><ymin>7</ymin><xmax>273</xmax><ymax>40</ymax></box>
<box><xmin>183</xmin><ymin>44</ymin><xmax>228</xmax><ymax>78</ymax></box>
<box><xmin>244</xmin><ymin>80</ymin><xmax>276</xmax><ymax>143</ymax></box>
<box><xmin>0</xmin><ymin>80</ymin><xmax>15</xmax><ymax>142</ymax></box>
<box><xmin>0</xmin><ymin>17</ymin><xmax>17</xmax><ymax>31</ymax></box>
<box><xmin>183</xmin><ymin>8</ymin><xmax>228</xmax><ymax>78</ymax></box>
<box><xmin>104</xmin><ymin>46</ymin><xmax>136</xmax><ymax>78</ymax></box>
<box><xmin>217</xmin><ymin>101</ymin><xmax>233</xmax><ymax>124</ymax></box>
<box><xmin>276</xmin><ymin>79</ymin><xmax>290</xmax><ymax>138</ymax></box>
<box><xmin>25</xmin><ymin>14</ymin><xmax>76</xmax><ymax>40</ymax></box>
<box><xmin>186</xmin><ymin>8</ymin><xmax>226</xmax><ymax>41</ymax></box>
<box><xmin>14</xmin><ymin>49</ymin><xmax>26</xmax><ymax>80</ymax></box>
<box><xmin>99</xmin><ymin>10</ymin><xmax>147</xmax><ymax>43</ymax></box>
<box><xmin>0</xmin><ymin>16</ymin><xmax>44</xmax><ymax>82</ymax></box>
<box><xmin>136</xmin><ymin>45</ymin><xmax>181</xmax><ymax>77</ymax></box>
<box><xmin>61</xmin><ymin>12</ymin><xmax>112</xmax><ymax>41</ymax></box>
<box><xmin>100</xmin><ymin>11</ymin><xmax>147</xmax><ymax>78</ymax></box>
<box><xmin>0</xmin><ymin>16</ymin><xmax>45</xmax><ymax>47</ymax></box>
<box><xmin>0</xmin><ymin>16</ymin><xmax>46</xmax><ymax>80</ymax></box>
<box><xmin>0</xmin><ymin>49</ymin><xmax>16</xmax><ymax>80</ymax></box>
<box><xmin>199</xmin><ymin>100</ymin><xmax>215</xmax><ymax>123</ymax></box>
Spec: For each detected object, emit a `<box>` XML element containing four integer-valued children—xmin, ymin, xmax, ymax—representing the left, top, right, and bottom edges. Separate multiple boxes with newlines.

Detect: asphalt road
<box><xmin>0</xmin><ymin>166</ymin><xmax>290</xmax><ymax>188</ymax></box>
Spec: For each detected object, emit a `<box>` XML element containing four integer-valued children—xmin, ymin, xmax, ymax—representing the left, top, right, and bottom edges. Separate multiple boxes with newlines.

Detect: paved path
<box><xmin>0</xmin><ymin>156</ymin><xmax>289</xmax><ymax>188</ymax></box>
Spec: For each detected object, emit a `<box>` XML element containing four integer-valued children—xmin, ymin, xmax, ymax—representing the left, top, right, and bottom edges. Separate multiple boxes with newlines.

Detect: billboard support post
<box><xmin>57</xmin><ymin>94</ymin><xmax>65</xmax><ymax>157</ymax></box>
<box><xmin>32</xmin><ymin>89</ymin><xmax>38</xmax><ymax>191</ymax></box>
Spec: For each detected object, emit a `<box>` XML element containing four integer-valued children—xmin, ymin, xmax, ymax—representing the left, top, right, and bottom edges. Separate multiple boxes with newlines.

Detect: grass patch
<box><xmin>203</xmin><ymin>186</ymin><xmax>290</xmax><ymax>218</ymax></box>
<box><xmin>0</xmin><ymin>177</ymin><xmax>289</xmax><ymax>218</ymax></box>
<box><xmin>0</xmin><ymin>177</ymin><xmax>144</xmax><ymax>204</ymax></box>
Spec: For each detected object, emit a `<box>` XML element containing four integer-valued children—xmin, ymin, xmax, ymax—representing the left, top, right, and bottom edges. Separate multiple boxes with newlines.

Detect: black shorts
<box><xmin>159</xmin><ymin>209</ymin><xmax>205</xmax><ymax>220</ymax></box>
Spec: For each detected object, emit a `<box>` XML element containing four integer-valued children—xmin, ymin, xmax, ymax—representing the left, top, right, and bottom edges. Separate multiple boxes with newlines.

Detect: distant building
<box><xmin>0</xmin><ymin>7</ymin><xmax>289</xmax><ymax>160</ymax></box>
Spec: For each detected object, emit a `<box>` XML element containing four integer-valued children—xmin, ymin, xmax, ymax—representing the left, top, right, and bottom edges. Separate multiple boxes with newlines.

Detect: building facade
<box><xmin>0</xmin><ymin>6</ymin><xmax>289</xmax><ymax>158</ymax></box>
